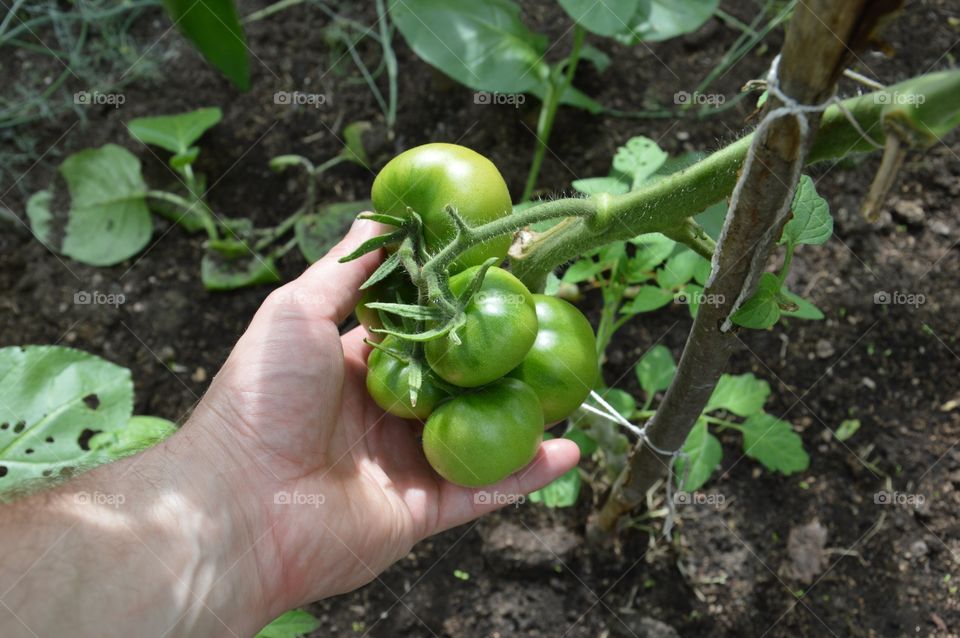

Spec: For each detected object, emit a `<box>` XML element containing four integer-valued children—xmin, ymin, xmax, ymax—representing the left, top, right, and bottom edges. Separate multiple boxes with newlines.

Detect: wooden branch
<box><xmin>591</xmin><ymin>0</ymin><xmax>905</xmax><ymax>534</ymax></box>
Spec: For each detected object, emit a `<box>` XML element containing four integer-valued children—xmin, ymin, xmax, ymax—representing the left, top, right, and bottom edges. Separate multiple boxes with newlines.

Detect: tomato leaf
<box><xmin>360</xmin><ymin>252</ymin><xmax>402</xmax><ymax>290</ymax></box>
<box><xmin>619</xmin><ymin>285</ymin><xmax>674</xmax><ymax>314</ymax></box>
<box><xmin>162</xmin><ymin>0</ymin><xmax>250</xmax><ymax>90</ymax></box>
<box><xmin>571</xmin><ymin>176</ymin><xmax>630</xmax><ymax>196</ymax></box>
<box><xmin>779</xmin><ymin>288</ymin><xmax>825</xmax><ymax>320</ymax></box>
<box><xmin>612</xmin><ymin>136</ymin><xmax>668</xmax><ymax>189</ymax></box>
<box><xmin>731</xmin><ymin>272</ymin><xmax>781</xmax><ymax>329</ymax></box>
<box><xmin>619</xmin><ymin>0</ymin><xmax>719</xmax><ymax>43</ymax></box>
<box><xmin>528</xmin><ymin>467</ymin><xmax>580</xmax><ymax>507</ymax></box>
<box><xmin>365</xmin><ymin>302</ymin><xmax>442</xmax><ymax>321</ymax></box>
<box><xmin>201</xmin><ymin>251</ymin><xmax>281</xmax><ymax>291</ymax></box>
<box><xmin>656</xmin><ymin>248</ymin><xmax>705</xmax><ymax>289</ymax></box>
<box><xmin>705</xmin><ymin>373</ymin><xmax>770</xmax><ymax>417</ymax></box>
<box><xmin>781</xmin><ymin>175</ymin><xmax>832</xmax><ymax>247</ymax></box>
<box><xmin>740</xmin><ymin>413</ymin><xmax>809</xmax><ymax>475</ymax></box>
<box><xmin>676</xmin><ymin>419</ymin><xmax>722</xmax><ymax>491</ymax></box>
<box><xmin>636</xmin><ymin>344</ymin><xmax>676</xmax><ymax>396</ymax></box>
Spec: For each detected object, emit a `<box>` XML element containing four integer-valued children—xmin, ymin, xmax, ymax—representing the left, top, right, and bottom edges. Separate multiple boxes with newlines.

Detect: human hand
<box><xmin>185</xmin><ymin>217</ymin><xmax>580</xmax><ymax>621</ymax></box>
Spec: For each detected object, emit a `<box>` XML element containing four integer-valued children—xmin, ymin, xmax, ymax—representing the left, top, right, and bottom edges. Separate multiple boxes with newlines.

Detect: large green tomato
<box><xmin>508</xmin><ymin>295</ymin><xmax>599</xmax><ymax>423</ymax></box>
<box><xmin>366</xmin><ymin>336</ymin><xmax>447</xmax><ymax>420</ymax></box>
<box><xmin>425</xmin><ymin>266</ymin><xmax>538</xmax><ymax>388</ymax></box>
<box><xmin>371</xmin><ymin>143</ymin><xmax>513</xmax><ymax>273</ymax></box>
<box><xmin>423</xmin><ymin>378</ymin><xmax>543</xmax><ymax>487</ymax></box>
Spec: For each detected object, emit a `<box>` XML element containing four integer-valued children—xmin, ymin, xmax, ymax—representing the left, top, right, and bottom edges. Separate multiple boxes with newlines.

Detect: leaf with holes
<box><xmin>741</xmin><ymin>413</ymin><xmax>809</xmax><ymax>475</ymax></box>
<box><xmin>89</xmin><ymin>415</ymin><xmax>176</xmax><ymax>459</ymax></box>
<box><xmin>676</xmin><ymin>418</ymin><xmax>722</xmax><ymax>491</ymax></box>
<box><xmin>0</xmin><ymin>346</ymin><xmax>134</xmax><ymax>493</ymax></box>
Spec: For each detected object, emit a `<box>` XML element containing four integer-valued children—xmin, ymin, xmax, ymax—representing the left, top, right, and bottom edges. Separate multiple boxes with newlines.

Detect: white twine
<box><xmin>584</xmin><ymin>390</ymin><xmax>689</xmax><ymax>537</ymax></box>
<box><xmin>709</xmin><ymin>54</ymin><xmax>841</xmax><ymax>331</ymax></box>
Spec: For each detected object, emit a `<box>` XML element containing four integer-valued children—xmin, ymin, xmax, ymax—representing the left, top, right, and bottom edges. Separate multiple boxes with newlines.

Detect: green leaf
<box><xmin>627</xmin><ymin>233</ymin><xmax>676</xmax><ymax>271</ymax></box>
<box><xmin>781</xmin><ymin>175</ymin><xmax>832</xmax><ymax>246</ymax></box>
<box><xmin>612</xmin><ymin>136</ymin><xmax>668</xmax><ymax>188</ymax></box>
<box><xmin>89</xmin><ymin>415</ymin><xmax>176</xmax><ymax>458</ymax></box>
<box><xmin>365</xmin><ymin>302</ymin><xmax>442</xmax><ymax>321</ymax></box>
<box><xmin>389</xmin><ymin>0</ymin><xmax>549</xmax><ymax>94</ymax></box>
<box><xmin>636</xmin><ymin>344</ymin><xmax>676</xmax><ymax>396</ymax></box>
<box><xmin>619</xmin><ymin>285</ymin><xmax>674</xmax><ymax>314</ymax></box>
<box><xmin>779</xmin><ymin>288</ymin><xmax>825</xmax><ymax>320</ymax></box>
<box><xmin>694</xmin><ymin>200</ymin><xmax>727</xmax><ymax>240</ymax></box>
<box><xmin>706</xmin><ymin>373</ymin><xmax>770</xmax><ymax>417</ymax></box>
<box><xmin>255</xmin><ymin>610</ymin><xmax>321</xmax><ymax>638</ymax></box>
<box><xmin>530</xmin><ymin>82</ymin><xmax>604</xmax><ymax>113</ymax></box>
<box><xmin>564</xmin><ymin>428</ymin><xmax>598</xmax><ymax>456</ymax></box>
<box><xmin>558</xmin><ymin>0</ymin><xmax>646</xmax><ymax>36</ymax></box>
<box><xmin>528</xmin><ymin>467</ymin><xmax>580</xmax><ymax>507</ymax></box>
<box><xmin>26</xmin><ymin>190</ymin><xmax>54</xmax><ymax>248</ymax></box>
<box><xmin>129</xmin><ymin>108</ymin><xmax>223</xmax><ymax>155</ymax></box>
<box><xmin>360</xmin><ymin>252</ymin><xmax>402</xmax><ymax>290</ymax></box>
<box><xmin>201</xmin><ymin>251</ymin><xmax>281</xmax><ymax>291</ymax></box>
<box><xmin>656</xmin><ymin>248</ymin><xmax>704</xmax><ymax>289</ymax></box>
<box><xmin>337</xmin><ymin>230</ymin><xmax>405</xmax><ymax>263</ymax></box>
<box><xmin>621</xmin><ymin>0</ymin><xmax>719</xmax><ymax>42</ymax></box>
<box><xmin>296</xmin><ymin>200</ymin><xmax>372</xmax><ymax>263</ymax></box>
<box><xmin>0</xmin><ymin>345</ymin><xmax>134</xmax><ymax>493</ymax></box>
<box><xmin>731</xmin><ymin>272</ymin><xmax>781</xmax><ymax>329</ymax></box>
<box><xmin>162</xmin><ymin>0</ymin><xmax>250</xmax><ymax>90</ymax></box>
<box><xmin>741</xmin><ymin>413</ymin><xmax>809</xmax><ymax>475</ymax></box>
<box><xmin>562</xmin><ymin>257</ymin><xmax>605</xmax><ymax>283</ymax></box>
<box><xmin>834</xmin><ymin>418</ymin><xmax>860</xmax><ymax>442</ymax></box>
<box><xmin>340</xmin><ymin>121</ymin><xmax>371</xmax><ymax>167</ymax></box>
<box><xmin>170</xmin><ymin>147</ymin><xmax>200</xmax><ymax>170</ymax></box>
<box><xmin>58</xmin><ymin>145</ymin><xmax>152</xmax><ymax>266</ymax></box>
<box><xmin>676</xmin><ymin>419</ymin><xmax>722</xmax><ymax>491</ymax></box>
<box><xmin>571</xmin><ymin>176</ymin><xmax>630</xmax><ymax>196</ymax></box>
<box><xmin>579</xmin><ymin>44</ymin><xmax>611</xmax><ymax>72</ymax></box>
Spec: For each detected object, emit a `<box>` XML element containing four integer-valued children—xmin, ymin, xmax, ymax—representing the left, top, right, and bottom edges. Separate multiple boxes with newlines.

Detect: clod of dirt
<box><xmin>815</xmin><ymin>339</ymin><xmax>836</xmax><ymax>359</ymax></box>
<box><xmin>482</xmin><ymin>521</ymin><xmax>579</xmax><ymax>569</ymax></box>
<box><xmin>784</xmin><ymin>519</ymin><xmax>828</xmax><ymax>584</ymax></box>
<box><xmin>612</xmin><ymin>615</ymin><xmax>681</xmax><ymax>638</ymax></box>
<box><xmin>890</xmin><ymin>198</ymin><xmax>925</xmax><ymax>225</ymax></box>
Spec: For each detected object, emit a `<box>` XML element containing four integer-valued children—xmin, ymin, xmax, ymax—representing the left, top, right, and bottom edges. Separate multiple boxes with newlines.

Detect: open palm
<box><xmin>185</xmin><ymin>218</ymin><xmax>579</xmax><ymax>612</ymax></box>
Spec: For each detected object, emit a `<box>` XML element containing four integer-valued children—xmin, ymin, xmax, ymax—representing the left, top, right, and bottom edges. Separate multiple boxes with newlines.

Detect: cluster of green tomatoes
<box><xmin>355</xmin><ymin>144</ymin><xmax>599</xmax><ymax>488</ymax></box>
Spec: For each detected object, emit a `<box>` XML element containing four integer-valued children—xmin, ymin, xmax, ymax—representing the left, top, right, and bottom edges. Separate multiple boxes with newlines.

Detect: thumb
<box><xmin>291</xmin><ymin>216</ymin><xmax>391</xmax><ymax>324</ymax></box>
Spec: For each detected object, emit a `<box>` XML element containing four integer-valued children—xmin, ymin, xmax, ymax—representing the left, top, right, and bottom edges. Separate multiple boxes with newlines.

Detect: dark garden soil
<box><xmin>2</xmin><ymin>0</ymin><xmax>960</xmax><ymax>635</ymax></box>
